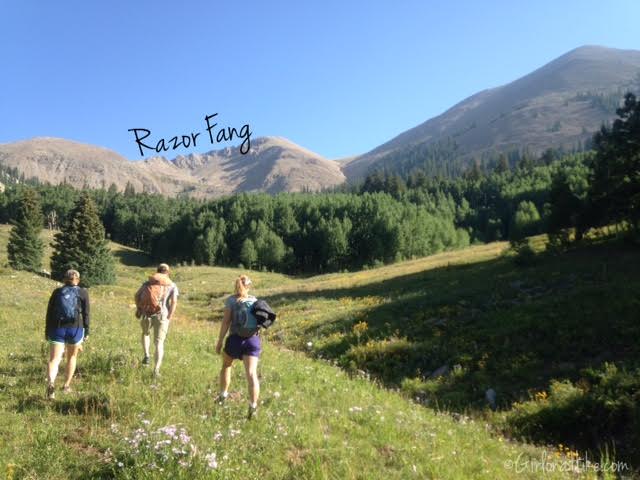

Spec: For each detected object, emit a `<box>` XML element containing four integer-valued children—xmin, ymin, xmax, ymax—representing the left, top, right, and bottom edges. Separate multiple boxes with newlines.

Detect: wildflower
<box><xmin>205</xmin><ymin>452</ymin><xmax>218</xmax><ymax>469</ymax></box>
<box><xmin>159</xmin><ymin>425</ymin><xmax>177</xmax><ymax>437</ymax></box>
<box><xmin>348</xmin><ymin>406</ymin><xmax>363</xmax><ymax>413</ymax></box>
<box><xmin>178</xmin><ymin>432</ymin><xmax>191</xmax><ymax>444</ymax></box>
<box><xmin>213</xmin><ymin>432</ymin><xmax>223</xmax><ymax>441</ymax></box>
<box><xmin>273</xmin><ymin>391</ymin><xmax>281</xmax><ymax>399</ymax></box>
<box><xmin>306</xmin><ymin>342</ymin><xmax>313</xmax><ymax>349</ymax></box>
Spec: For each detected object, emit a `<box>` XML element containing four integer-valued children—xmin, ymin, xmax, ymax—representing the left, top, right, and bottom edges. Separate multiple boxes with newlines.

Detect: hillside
<box><xmin>344</xmin><ymin>45</ymin><xmax>640</xmax><ymax>179</ymax></box>
<box><xmin>0</xmin><ymin>136</ymin><xmax>345</xmax><ymax>198</ymax></box>
<box><xmin>0</xmin><ymin>225</ymin><xmax>619</xmax><ymax>479</ymax></box>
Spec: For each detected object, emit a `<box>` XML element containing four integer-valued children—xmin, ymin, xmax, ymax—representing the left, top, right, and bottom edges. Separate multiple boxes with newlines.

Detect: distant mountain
<box><xmin>344</xmin><ymin>45</ymin><xmax>640</xmax><ymax>179</ymax></box>
<box><xmin>0</xmin><ymin>136</ymin><xmax>345</xmax><ymax>197</ymax></box>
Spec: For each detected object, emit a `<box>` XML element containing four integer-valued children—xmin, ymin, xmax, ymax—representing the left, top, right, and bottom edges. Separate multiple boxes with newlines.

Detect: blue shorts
<box><xmin>224</xmin><ymin>334</ymin><xmax>261</xmax><ymax>359</ymax></box>
<box><xmin>48</xmin><ymin>326</ymin><xmax>84</xmax><ymax>345</ymax></box>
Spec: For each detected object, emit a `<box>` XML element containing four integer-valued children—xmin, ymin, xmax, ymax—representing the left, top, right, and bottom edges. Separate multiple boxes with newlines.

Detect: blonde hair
<box><xmin>234</xmin><ymin>275</ymin><xmax>252</xmax><ymax>300</ymax></box>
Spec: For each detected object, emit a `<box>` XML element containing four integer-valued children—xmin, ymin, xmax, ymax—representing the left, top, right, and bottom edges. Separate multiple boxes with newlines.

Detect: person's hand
<box><xmin>215</xmin><ymin>341</ymin><xmax>222</xmax><ymax>355</ymax></box>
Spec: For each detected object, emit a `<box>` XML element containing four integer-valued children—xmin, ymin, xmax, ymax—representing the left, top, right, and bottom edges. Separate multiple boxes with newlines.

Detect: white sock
<box><xmin>220</xmin><ymin>391</ymin><xmax>228</xmax><ymax>398</ymax></box>
<box><xmin>250</xmin><ymin>402</ymin><xmax>257</xmax><ymax>409</ymax></box>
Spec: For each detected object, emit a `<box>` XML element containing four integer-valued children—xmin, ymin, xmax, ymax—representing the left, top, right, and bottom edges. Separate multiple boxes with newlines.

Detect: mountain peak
<box><xmin>344</xmin><ymin>45</ymin><xmax>640</xmax><ymax>180</ymax></box>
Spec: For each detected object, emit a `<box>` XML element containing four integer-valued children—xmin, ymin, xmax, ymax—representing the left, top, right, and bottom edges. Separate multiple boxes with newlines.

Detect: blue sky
<box><xmin>1</xmin><ymin>1</ymin><xmax>638</xmax><ymax>160</ymax></box>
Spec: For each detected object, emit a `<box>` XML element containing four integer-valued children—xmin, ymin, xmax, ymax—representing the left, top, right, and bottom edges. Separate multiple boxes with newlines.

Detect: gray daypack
<box><xmin>230</xmin><ymin>298</ymin><xmax>259</xmax><ymax>338</ymax></box>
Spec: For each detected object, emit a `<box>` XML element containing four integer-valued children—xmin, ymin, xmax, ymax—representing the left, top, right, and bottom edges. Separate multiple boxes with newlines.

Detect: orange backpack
<box><xmin>135</xmin><ymin>273</ymin><xmax>172</xmax><ymax>318</ymax></box>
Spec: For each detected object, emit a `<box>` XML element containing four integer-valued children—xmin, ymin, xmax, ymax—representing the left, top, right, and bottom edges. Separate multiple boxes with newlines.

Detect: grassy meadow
<box><xmin>0</xmin><ymin>225</ymin><xmax>636</xmax><ymax>479</ymax></box>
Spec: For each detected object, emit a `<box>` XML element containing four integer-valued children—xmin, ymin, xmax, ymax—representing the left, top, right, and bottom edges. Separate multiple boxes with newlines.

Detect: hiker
<box><xmin>45</xmin><ymin>269</ymin><xmax>90</xmax><ymax>399</ymax></box>
<box><xmin>216</xmin><ymin>274</ymin><xmax>262</xmax><ymax>419</ymax></box>
<box><xmin>136</xmin><ymin>263</ymin><xmax>179</xmax><ymax>377</ymax></box>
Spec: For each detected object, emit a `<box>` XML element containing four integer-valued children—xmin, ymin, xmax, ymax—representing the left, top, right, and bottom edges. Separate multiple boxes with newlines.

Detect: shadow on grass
<box><xmin>113</xmin><ymin>248</ymin><xmax>154</xmax><ymax>267</ymax></box>
<box><xmin>54</xmin><ymin>393</ymin><xmax>112</xmax><ymax>417</ymax></box>
<box><xmin>76</xmin><ymin>466</ymin><xmax>118</xmax><ymax>480</ymax></box>
<box><xmin>260</xmin><ymin>240</ymin><xmax>640</xmax><ymax>466</ymax></box>
<box><xmin>16</xmin><ymin>392</ymin><xmax>112</xmax><ymax>418</ymax></box>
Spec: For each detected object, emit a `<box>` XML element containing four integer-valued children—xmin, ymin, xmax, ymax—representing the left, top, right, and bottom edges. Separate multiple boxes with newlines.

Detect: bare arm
<box><xmin>167</xmin><ymin>289</ymin><xmax>178</xmax><ymax>319</ymax></box>
<box><xmin>216</xmin><ymin>308</ymin><xmax>232</xmax><ymax>354</ymax></box>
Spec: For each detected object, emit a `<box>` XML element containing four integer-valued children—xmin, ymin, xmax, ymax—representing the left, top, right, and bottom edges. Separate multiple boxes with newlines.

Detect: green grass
<box><xmin>0</xmin><ymin>225</ymin><xmax>633</xmax><ymax>479</ymax></box>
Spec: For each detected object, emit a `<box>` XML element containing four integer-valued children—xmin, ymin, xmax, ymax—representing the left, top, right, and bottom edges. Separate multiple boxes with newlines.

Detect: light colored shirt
<box><xmin>162</xmin><ymin>283</ymin><xmax>179</xmax><ymax>317</ymax></box>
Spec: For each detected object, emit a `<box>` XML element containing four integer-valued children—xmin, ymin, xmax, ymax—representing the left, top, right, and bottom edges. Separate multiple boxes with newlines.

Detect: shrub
<box><xmin>505</xmin><ymin>364</ymin><xmax>640</xmax><ymax>463</ymax></box>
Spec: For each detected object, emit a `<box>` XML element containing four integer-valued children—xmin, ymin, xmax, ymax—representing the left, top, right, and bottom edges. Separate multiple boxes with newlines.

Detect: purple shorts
<box><xmin>224</xmin><ymin>334</ymin><xmax>261</xmax><ymax>359</ymax></box>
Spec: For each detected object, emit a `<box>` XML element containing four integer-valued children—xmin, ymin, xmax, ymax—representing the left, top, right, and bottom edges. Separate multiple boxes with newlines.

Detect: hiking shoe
<box><xmin>247</xmin><ymin>405</ymin><xmax>258</xmax><ymax>420</ymax></box>
<box><xmin>142</xmin><ymin>356</ymin><xmax>150</xmax><ymax>366</ymax></box>
<box><xmin>46</xmin><ymin>383</ymin><xmax>55</xmax><ymax>400</ymax></box>
<box><xmin>217</xmin><ymin>393</ymin><xmax>228</xmax><ymax>406</ymax></box>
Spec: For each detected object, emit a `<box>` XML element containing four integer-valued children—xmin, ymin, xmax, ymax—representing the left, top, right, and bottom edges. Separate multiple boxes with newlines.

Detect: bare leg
<box><xmin>47</xmin><ymin>343</ymin><xmax>65</xmax><ymax>385</ymax></box>
<box><xmin>243</xmin><ymin>355</ymin><xmax>260</xmax><ymax>406</ymax></box>
<box><xmin>63</xmin><ymin>344</ymin><xmax>82</xmax><ymax>389</ymax></box>
<box><xmin>219</xmin><ymin>352</ymin><xmax>234</xmax><ymax>395</ymax></box>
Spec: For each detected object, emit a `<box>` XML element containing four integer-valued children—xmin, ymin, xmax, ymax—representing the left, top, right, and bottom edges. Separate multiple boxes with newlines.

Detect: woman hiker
<box><xmin>45</xmin><ymin>269</ymin><xmax>90</xmax><ymax>399</ymax></box>
<box><xmin>215</xmin><ymin>274</ymin><xmax>261</xmax><ymax>419</ymax></box>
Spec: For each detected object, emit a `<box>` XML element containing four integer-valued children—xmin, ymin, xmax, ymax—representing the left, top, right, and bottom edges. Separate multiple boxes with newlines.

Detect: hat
<box><xmin>157</xmin><ymin>263</ymin><xmax>170</xmax><ymax>274</ymax></box>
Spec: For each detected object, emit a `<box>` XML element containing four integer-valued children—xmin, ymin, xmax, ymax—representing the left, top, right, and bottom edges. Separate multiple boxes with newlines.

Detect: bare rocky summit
<box><xmin>0</xmin><ymin>136</ymin><xmax>345</xmax><ymax>197</ymax></box>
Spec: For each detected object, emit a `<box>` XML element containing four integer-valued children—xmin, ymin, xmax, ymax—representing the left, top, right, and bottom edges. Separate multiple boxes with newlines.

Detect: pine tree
<box><xmin>51</xmin><ymin>192</ymin><xmax>116</xmax><ymax>286</ymax></box>
<box><xmin>590</xmin><ymin>92</ymin><xmax>640</xmax><ymax>230</ymax></box>
<box><xmin>494</xmin><ymin>154</ymin><xmax>510</xmax><ymax>174</ymax></box>
<box><xmin>7</xmin><ymin>188</ymin><xmax>44</xmax><ymax>272</ymax></box>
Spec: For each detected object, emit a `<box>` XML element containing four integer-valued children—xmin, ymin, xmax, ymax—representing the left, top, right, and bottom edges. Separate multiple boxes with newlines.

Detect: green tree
<box><xmin>194</xmin><ymin>220</ymin><xmax>227</xmax><ymax>265</ymax></box>
<box><xmin>51</xmin><ymin>192</ymin><xmax>116</xmax><ymax>286</ymax></box>
<box><xmin>7</xmin><ymin>188</ymin><xmax>44</xmax><ymax>272</ymax></box>
<box><xmin>510</xmin><ymin>201</ymin><xmax>541</xmax><ymax>240</ymax></box>
<box><xmin>494</xmin><ymin>154</ymin><xmax>510</xmax><ymax>174</ymax></box>
<box><xmin>239</xmin><ymin>239</ymin><xmax>257</xmax><ymax>269</ymax></box>
<box><xmin>589</xmin><ymin>92</ymin><xmax>640</xmax><ymax>231</ymax></box>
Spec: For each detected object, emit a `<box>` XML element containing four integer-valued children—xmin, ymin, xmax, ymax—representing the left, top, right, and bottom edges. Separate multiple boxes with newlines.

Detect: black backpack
<box><xmin>252</xmin><ymin>300</ymin><xmax>277</xmax><ymax>329</ymax></box>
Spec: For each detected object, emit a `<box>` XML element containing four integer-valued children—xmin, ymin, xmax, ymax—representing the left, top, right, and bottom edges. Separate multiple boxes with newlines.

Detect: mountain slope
<box><xmin>344</xmin><ymin>45</ymin><xmax>640</xmax><ymax>179</ymax></box>
<box><xmin>0</xmin><ymin>136</ymin><xmax>345</xmax><ymax>197</ymax></box>
<box><xmin>162</xmin><ymin>136</ymin><xmax>345</xmax><ymax>195</ymax></box>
